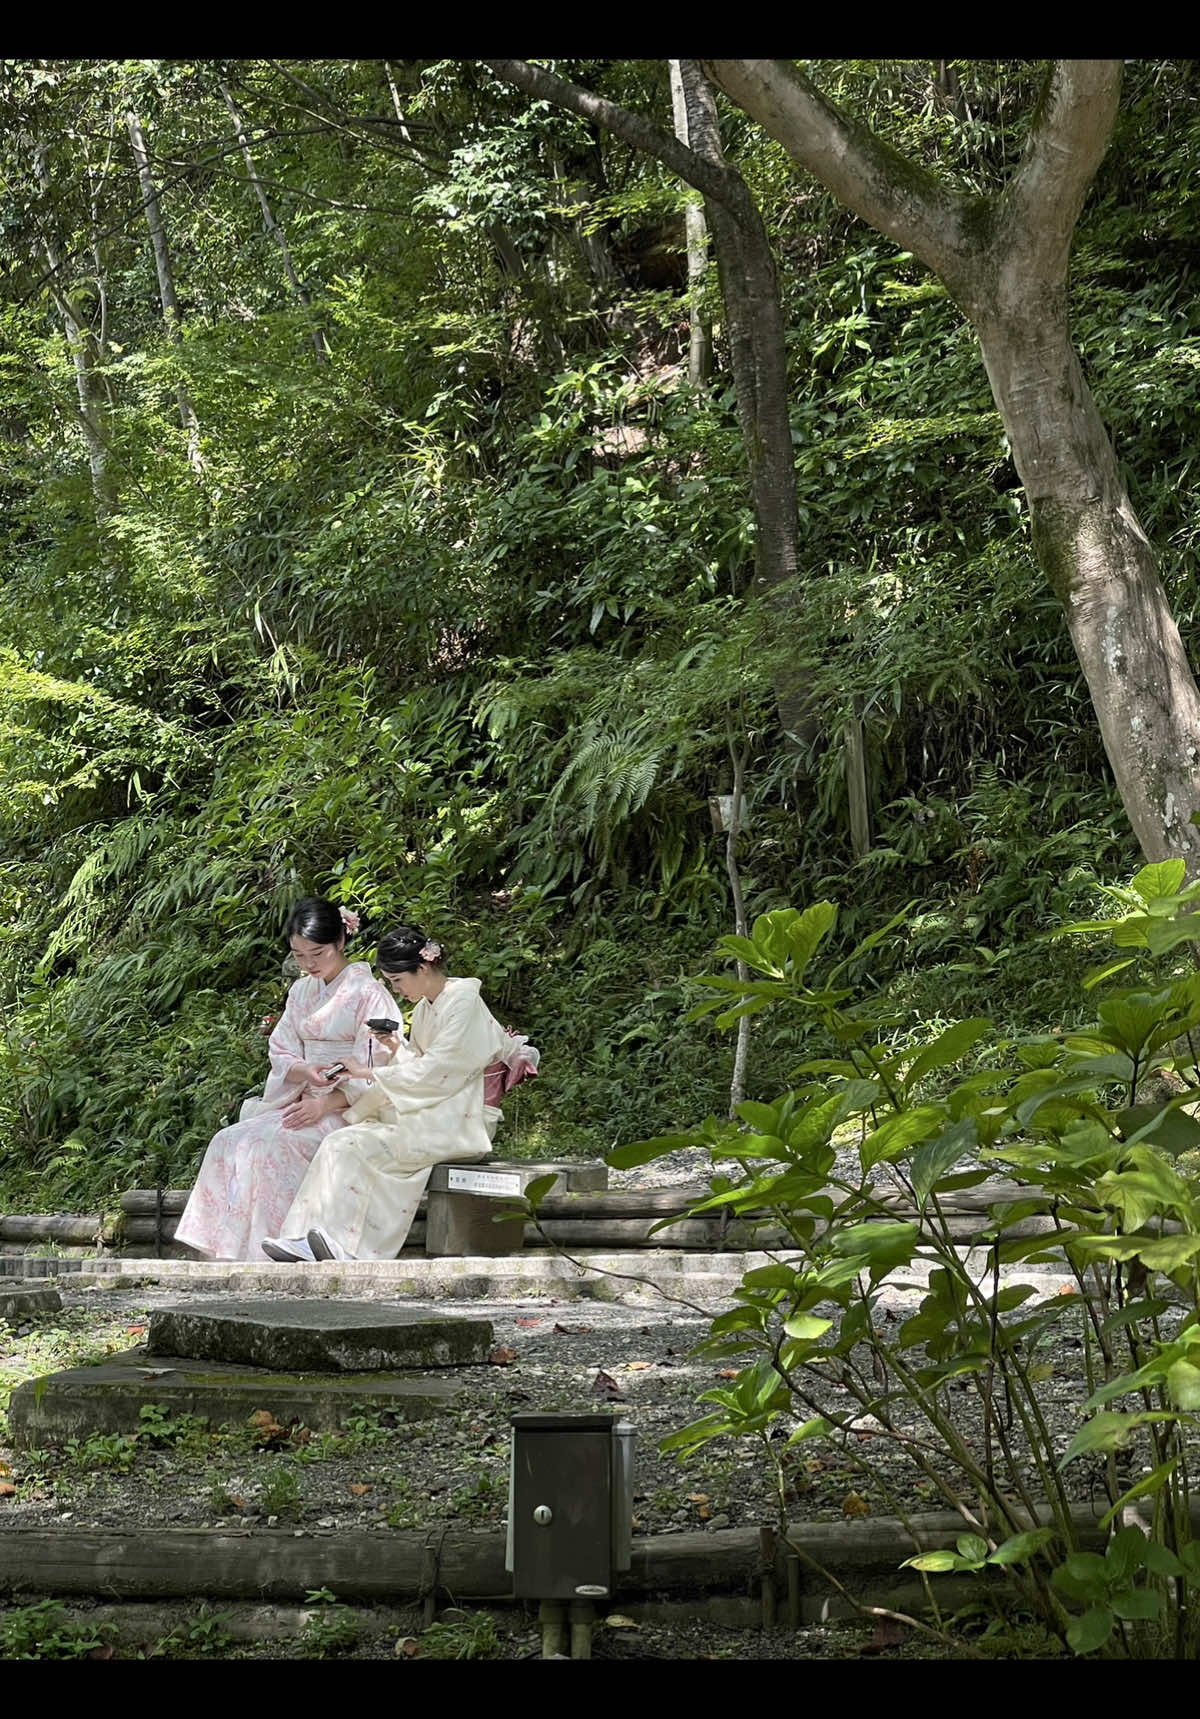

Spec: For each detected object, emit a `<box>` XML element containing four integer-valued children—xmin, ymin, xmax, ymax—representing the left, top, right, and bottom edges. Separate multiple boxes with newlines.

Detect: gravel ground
<box><xmin>0</xmin><ymin>1148</ymin><xmax>1169</xmax><ymax>1659</ymax></box>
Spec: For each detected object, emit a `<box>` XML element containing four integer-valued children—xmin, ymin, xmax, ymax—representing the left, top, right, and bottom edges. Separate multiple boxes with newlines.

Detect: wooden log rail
<box><xmin>0</xmin><ymin>1503</ymin><xmax>1178</xmax><ymax>1605</ymax></box>
<box><xmin>0</xmin><ymin>1178</ymin><xmax>1072</xmax><ymax>1252</ymax></box>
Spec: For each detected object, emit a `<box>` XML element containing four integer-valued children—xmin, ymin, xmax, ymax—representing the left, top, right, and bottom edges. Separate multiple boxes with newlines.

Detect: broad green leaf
<box><xmin>1141</xmin><ymin>1539</ymin><xmax>1185</xmax><ymax>1577</ymax></box>
<box><xmin>1066</xmin><ymin>1606</ymin><xmax>1115</xmax><ymax>1655</ymax></box>
<box><xmin>782</xmin><ymin>1313</ymin><xmax>833</xmax><ymax>1342</ymax></box>
<box><xmin>1105</xmin><ymin>1524</ymin><xmax>1148</xmax><ymax>1585</ymax></box>
<box><xmin>1167</xmin><ymin>1358</ymin><xmax>1200</xmax><ymax>1409</ymax></box>
<box><xmin>831</xmin><ymin>1220</ymin><xmax>920</xmax><ymax>1279</ymax></box>
<box><xmin>911</xmin><ymin>1115</ymin><xmax>978</xmax><ymax>1209</ymax></box>
<box><xmin>986</xmin><ymin>1527</ymin><xmax>1057</xmax><ymax>1566</ymax></box>
<box><xmin>787</xmin><ymin>1416</ymin><xmax>833</xmax><ymax>1445</ymax></box>
<box><xmin>1099</xmin><ymin>1299</ymin><xmax>1171</xmax><ymax>1337</ymax></box>
<box><xmin>901</xmin><ymin>1550</ymin><xmax>962</xmax><ymax>1573</ymax></box>
<box><xmin>860</xmin><ymin>1106</ymin><xmax>945</xmax><ymax>1172</ymax></box>
<box><xmin>1098</xmin><ymin>1456</ymin><xmax>1181</xmax><ymax>1530</ymax></box>
<box><xmin>1131</xmin><ymin>859</ymin><xmax>1188</xmax><ymax>904</ymax></box>
<box><xmin>1061</xmin><ymin>1410</ymin><xmax>1179</xmax><ymax>1466</ymax></box>
<box><xmin>955</xmin><ymin>1533</ymin><xmax>989</xmax><ymax>1564</ymax></box>
<box><xmin>902</xmin><ymin>1018</ymin><xmax>991</xmax><ymax>1096</ymax></box>
<box><xmin>1110</xmin><ymin>1587</ymin><xmax>1161</xmax><ymax>1622</ymax></box>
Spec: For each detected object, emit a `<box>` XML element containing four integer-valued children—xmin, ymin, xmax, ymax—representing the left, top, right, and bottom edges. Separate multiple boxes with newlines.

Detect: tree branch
<box><xmin>482</xmin><ymin>59</ymin><xmax>755</xmax><ymax>224</ymax></box>
<box><xmin>1000</xmin><ymin>60</ymin><xmax>1122</xmax><ymax>276</ymax></box>
<box><xmin>700</xmin><ymin>59</ymin><xmax>969</xmax><ymax>285</ymax></box>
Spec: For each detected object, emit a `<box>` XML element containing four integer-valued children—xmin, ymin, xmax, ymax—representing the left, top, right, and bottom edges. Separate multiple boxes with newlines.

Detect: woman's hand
<box><xmin>371</xmin><ymin>1031</ymin><xmax>403</xmax><ymax>1057</ymax></box>
<box><xmin>337</xmin><ymin>1057</ymin><xmax>373</xmax><ymax>1081</ymax></box>
<box><xmin>293</xmin><ymin>1062</ymin><xmax>331</xmax><ymax>1089</ymax></box>
<box><xmin>280</xmin><ymin>1088</ymin><xmax>346</xmax><ymax>1131</ymax></box>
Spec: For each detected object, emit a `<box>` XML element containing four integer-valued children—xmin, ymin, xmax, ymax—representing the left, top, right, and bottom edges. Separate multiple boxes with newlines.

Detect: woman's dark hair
<box><xmin>377</xmin><ymin>924</ymin><xmax>447</xmax><ymax>974</ymax></box>
<box><xmin>285</xmin><ymin>896</ymin><xmax>348</xmax><ymax>947</ymax></box>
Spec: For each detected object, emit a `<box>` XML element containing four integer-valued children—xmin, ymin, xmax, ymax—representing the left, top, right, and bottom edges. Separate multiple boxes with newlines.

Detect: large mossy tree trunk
<box><xmin>704</xmin><ymin>57</ymin><xmax>1200</xmax><ymax>867</ymax></box>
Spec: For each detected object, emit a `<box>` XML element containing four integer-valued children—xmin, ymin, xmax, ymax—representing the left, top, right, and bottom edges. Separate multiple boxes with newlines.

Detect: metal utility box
<box><xmin>506</xmin><ymin>1413</ymin><xmax>635</xmax><ymax>1601</ymax></box>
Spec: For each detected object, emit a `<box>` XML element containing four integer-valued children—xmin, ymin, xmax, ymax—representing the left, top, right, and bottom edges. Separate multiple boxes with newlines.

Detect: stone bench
<box><xmin>424</xmin><ymin>1159</ymin><xmax>606</xmax><ymax>1257</ymax></box>
<box><xmin>117</xmin><ymin>1159</ymin><xmax>609</xmax><ymax>1259</ymax></box>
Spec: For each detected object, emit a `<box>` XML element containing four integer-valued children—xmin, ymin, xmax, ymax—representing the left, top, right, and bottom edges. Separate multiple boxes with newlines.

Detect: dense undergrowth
<box><xmin>1</xmin><ymin>59</ymin><xmax>1192</xmax><ymax>1207</ymax></box>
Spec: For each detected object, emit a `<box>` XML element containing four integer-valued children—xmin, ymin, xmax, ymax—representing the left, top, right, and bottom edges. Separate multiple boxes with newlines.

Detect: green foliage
<box><xmin>627</xmin><ymin>863</ymin><xmax>1200</xmax><ymax>1658</ymax></box>
<box><xmin>0</xmin><ymin>58</ymin><xmax>1193</xmax><ymax>1203</ymax></box>
<box><xmin>417</xmin><ymin>1610</ymin><xmax>504</xmax><ymax>1660</ymax></box>
<box><xmin>0</xmin><ymin>1598</ymin><xmax>117</xmax><ymax>1661</ymax></box>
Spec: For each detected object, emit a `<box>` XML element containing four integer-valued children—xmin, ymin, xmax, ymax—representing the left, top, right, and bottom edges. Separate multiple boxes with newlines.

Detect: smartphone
<box><xmin>365</xmin><ymin>1018</ymin><xmax>400</xmax><ymax>1035</ymax></box>
<box><xmin>322</xmin><ymin>1062</ymin><xmax>348</xmax><ymax>1079</ymax></box>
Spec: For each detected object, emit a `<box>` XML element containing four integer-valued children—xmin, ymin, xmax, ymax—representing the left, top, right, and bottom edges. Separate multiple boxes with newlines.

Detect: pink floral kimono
<box><xmin>174</xmin><ymin>961</ymin><xmax>393</xmax><ymax>1260</ymax></box>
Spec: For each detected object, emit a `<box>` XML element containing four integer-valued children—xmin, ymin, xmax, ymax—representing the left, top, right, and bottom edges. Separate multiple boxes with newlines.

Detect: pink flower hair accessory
<box><xmin>419</xmin><ymin>940</ymin><xmax>443</xmax><ymax>963</ymax></box>
<box><xmin>338</xmin><ymin>907</ymin><xmax>361</xmax><ymax>934</ymax></box>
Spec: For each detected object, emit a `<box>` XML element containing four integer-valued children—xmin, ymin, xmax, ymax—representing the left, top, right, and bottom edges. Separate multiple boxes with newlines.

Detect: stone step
<box><xmin>7</xmin><ymin>1346</ymin><xmax>460</xmax><ymax>1450</ymax></box>
<box><xmin>1</xmin><ymin>1286</ymin><xmax>63</xmax><ymax>1323</ymax></box>
<box><xmin>146</xmin><ymin>1299</ymin><xmax>493</xmax><ymax>1371</ymax></box>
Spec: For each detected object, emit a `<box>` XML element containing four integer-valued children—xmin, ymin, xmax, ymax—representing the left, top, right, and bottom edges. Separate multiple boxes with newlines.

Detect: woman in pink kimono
<box><xmin>262</xmin><ymin>925</ymin><xmax>537</xmax><ymax>1263</ymax></box>
<box><xmin>174</xmin><ymin>897</ymin><xmax>394</xmax><ymax>1261</ymax></box>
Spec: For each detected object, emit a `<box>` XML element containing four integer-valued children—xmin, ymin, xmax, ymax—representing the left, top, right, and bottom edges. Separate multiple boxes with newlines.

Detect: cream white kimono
<box><xmin>174</xmin><ymin>962</ymin><xmax>394</xmax><ymax>1261</ymax></box>
<box><xmin>278</xmin><ymin>976</ymin><xmax>513</xmax><ymax>1259</ymax></box>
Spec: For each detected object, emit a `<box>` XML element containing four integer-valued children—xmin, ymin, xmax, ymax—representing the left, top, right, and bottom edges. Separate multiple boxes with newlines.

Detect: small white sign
<box><xmin>446</xmin><ymin>1168</ymin><xmax>524</xmax><ymax>1197</ymax></box>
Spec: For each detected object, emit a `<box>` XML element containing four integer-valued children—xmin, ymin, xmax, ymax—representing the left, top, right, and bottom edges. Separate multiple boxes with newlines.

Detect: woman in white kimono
<box><xmin>174</xmin><ymin>898</ymin><xmax>394</xmax><ymax>1261</ymax></box>
<box><xmin>261</xmin><ymin>926</ymin><xmax>530</xmax><ymax>1263</ymax></box>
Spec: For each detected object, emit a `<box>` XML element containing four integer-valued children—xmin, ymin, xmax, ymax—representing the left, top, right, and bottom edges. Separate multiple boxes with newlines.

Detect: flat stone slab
<box><xmin>146</xmin><ymin>1298</ymin><xmax>493</xmax><ymax>1372</ymax></box>
<box><xmin>0</xmin><ymin>1287</ymin><xmax>62</xmax><ymax>1323</ymax></box>
<box><xmin>7</xmin><ymin>1346</ymin><xmax>460</xmax><ymax>1450</ymax></box>
<box><xmin>426</xmin><ymin>1158</ymin><xmax>607</xmax><ymax>1194</ymax></box>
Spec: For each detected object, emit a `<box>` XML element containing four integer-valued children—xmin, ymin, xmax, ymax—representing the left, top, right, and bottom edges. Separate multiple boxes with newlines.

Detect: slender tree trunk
<box><xmin>483</xmin><ymin>58</ymin><xmax>820</xmax><ymax>757</ymax></box>
<box><xmin>845</xmin><ymin>703</ymin><xmax>871</xmax><ymax>860</ymax></box>
<box><xmin>35</xmin><ymin>145</ymin><xmax>115</xmax><ymax>520</ymax></box>
<box><xmin>668</xmin><ymin>61</ymin><xmax>711</xmax><ymax>386</ymax></box>
<box><xmin>702</xmin><ymin>57</ymin><xmax>1200</xmax><ymax>868</ymax></box>
<box><xmin>725</xmin><ymin>733</ymin><xmax>751</xmax><ymax>1115</ymax></box>
<box><xmin>125</xmin><ymin>106</ymin><xmax>203</xmax><ymax>472</ymax></box>
<box><xmin>220</xmin><ymin>84</ymin><xmax>329</xmax><ymax>364</ymax></box>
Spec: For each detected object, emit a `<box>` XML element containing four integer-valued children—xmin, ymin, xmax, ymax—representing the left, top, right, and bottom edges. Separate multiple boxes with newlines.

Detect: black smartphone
<box><xmin>365</xmin><ymin>1018</ymin><xmax>400</xmax><ymax>1035</ymax></box>
<box><xmin>322</xmin><ymin>1062</ymin><xmax>347</xmax><ymax>1079</ymax></box>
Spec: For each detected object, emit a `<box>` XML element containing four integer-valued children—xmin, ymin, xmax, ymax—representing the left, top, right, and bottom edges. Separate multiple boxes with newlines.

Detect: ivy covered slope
<box><xmin>0</xmin><ymin>60</ymin><xmax>1196</xmax><ymax>1207</ymax></box>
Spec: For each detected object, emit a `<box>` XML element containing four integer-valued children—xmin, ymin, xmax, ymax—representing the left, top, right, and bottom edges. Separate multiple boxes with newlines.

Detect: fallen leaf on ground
<box><xmin>349</xmin><ymin>1483</ymin><xmax>372</xmax><ymax>1497</ymax></box>
<box><xmin>125</xmin><ymin>1324</ymin><xmax>147</xmax><ymax>1336</ymax></box>
<box><xmin>625</xmin><ymin>1361</ymin><xmax>653</xmax><ymax>1371</ymax></box>
<box><xmin>0</xmin><ymin>1461</ymin><xmax>10</xmax><ymax>1476</ymax></box>
<box><xmin>88</xmin><ymin>1644</ymin><xmax>115</xmax><ymax>1661</ymax></box>
<box><xmin>687</xmin><ymin>1493</ymin><xmax>710</xmax><ymax>1504</ymax></box>
<box><xmin>716</xmin><ymin>1369</ymin><xmax>739</xmax><ymax>1380</ymax></box>
<box><xmin>858</xmin><ymin>1618</ymin><xmax>905</xmax><ymax>1655</ymax></box>
<box><xmin>604</xmin><ymin>1615</ymin><xmax>638</xmax><ymax>1629</ymax></box>
<box><xmin>395</xmin><ymin>1636</ymin><xmax>421</xmax><ymax>1658</ymax></box>
<box><xmin>697</xmin><ymin>1505</ymin><xmax>712</xmax><ymax>1521</ymax></box>
<box><xmin>591</xmin><ymin>1370</ymin><xmax>626</xmax><ymax>1399</ymax></box>
<box><xmin>515</xmin><ymin>1317</ymin><xmax>541</xmax><ymax>1328</ymax></box>
<box><xmin>0</xmin><ymin>1483</ymin><xmax>17</xmax><ymax>1498</ymax></box>
<box><xmin>1058</xmin><ymin>1283</ymin><xmax>1077</xmax><ymax>1296</ymax></box>
<box><xmin>552</xmin><ymin>1323</ymin><xmax>593</xmax><ymax>1335</ymax></box>
<box><xmin>489</xmin><ymin>1346</ymin><xmax>519</xmax><ymax>1366</ymax></box>
<box><xmin>229</xmin><ymin>1496</ymin><xmax>249</xmax><ymax>1511</ymax></box>
<box><xmin>842</xmin><ymin>1492</ymin><xmax>870</xmax><ymax>1517</ymax></box>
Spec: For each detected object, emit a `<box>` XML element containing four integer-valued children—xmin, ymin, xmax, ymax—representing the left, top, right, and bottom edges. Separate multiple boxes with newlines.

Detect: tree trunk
<box><xmin>125</xmin><ymin>105</ymin><xmax>203</xmax><ymax>472</ymax></box>
<box><xmin>724</xmin><ymin>734</ymin><xmax>751</xmax><ymax>1114</ymax></box>
<box><xmin>973</xmin><ymin>304</ymin><xmax>1200</xmax><ymax>863</ymax></box>
<box><xmin>701</xmin><ymin>58</ymin><xmax>1200</xmax><ymax>868</ymax></box>
<box><xmin>35</xmin><ymin>145</ymin><xmax>116</xmax><ymax>520</ymax></box>
<box><xmin>845</xmin><ymin>704</ymin><xmax>871</xmax><ymax>859</ymax></box>
<box><xmin>668</xmin><ymin>61</ymin><xmax>711</xmax><ymax>386</ymax></box>
<box><xmin>220</xmin><ymin>84</ymin><xmax>329</xmax><ymax>364</ymax></box>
